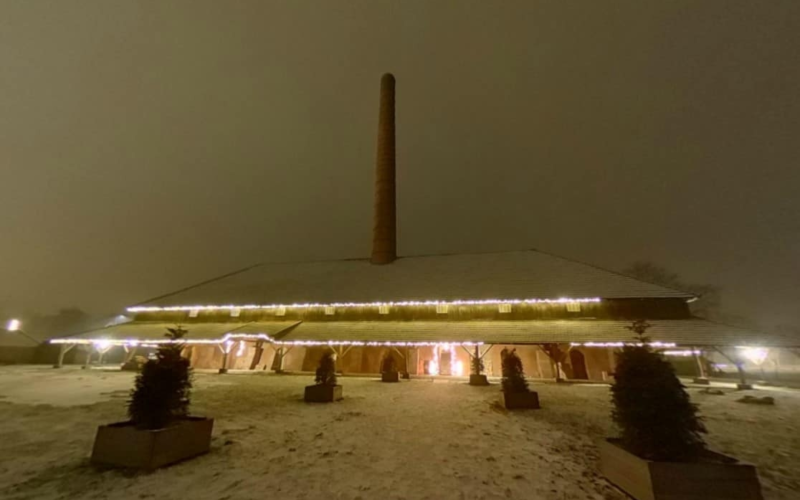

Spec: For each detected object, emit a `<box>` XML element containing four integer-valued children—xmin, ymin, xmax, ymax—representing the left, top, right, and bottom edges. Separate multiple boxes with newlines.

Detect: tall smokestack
<box><xmin>371</xmin><ymin>73</ymin><xmax>396</xmax><ymax>265</ymax></box>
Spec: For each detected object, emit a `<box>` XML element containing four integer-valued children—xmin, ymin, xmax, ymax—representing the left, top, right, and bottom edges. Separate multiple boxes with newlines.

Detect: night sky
<box><xmin>1</xmin><ymin>2</ymin><xmax>798</xmax><ymax>329</ymax></box>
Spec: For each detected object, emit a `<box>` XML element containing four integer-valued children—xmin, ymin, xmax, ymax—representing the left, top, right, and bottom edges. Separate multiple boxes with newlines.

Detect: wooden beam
<box><xmin>54</xmin><ymin>343</ymin><xmax>76</xmax><ymax>368</ymax></box>
<box><xmin>340</xmin><ymin>345</ymin><xmax>354</xmax><ymax>359</ymax></box>
<box><xmin>713</xmin><ymin>346</ymin><xmax>750</xmax><ymax>389</ymax></box>
<box><xmin>82</xmin><ymin>346</ymin><xmax>93</xmax><ymax>369</ymax></box>
<box><xmin>249</xmin><ymin>340</ymin><xmax>265</xmax><ymax>370</ymax></box>
<box><xmin>219</xmin><ymin>349</ymin><xmax>230</xmax><ymax>374</ymax></box>
<box><xmin>693</xmin><ymin>347</ymin><xmax>708</xmax><ymax>380</ymax></box>
<box><xmin>122</xmin><ymin>346</ymin><xmax>138</xmax><ymax>364</ymax></box>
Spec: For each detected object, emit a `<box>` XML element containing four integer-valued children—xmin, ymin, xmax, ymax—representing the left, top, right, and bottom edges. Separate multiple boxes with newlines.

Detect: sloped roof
<box><xmin>54</xmin><ymin>318</ymin><xmax>798</xmax><ymax>348</ymax></box>
<box><xmin>272</xmin><ymin>320</ymin><xmax>797</xmax><ymax>347</ymax></box>
<box><xmin>0</xmin><ymin>329</ymin><xmax>40</xmax><ymax>348</ymax></box>
<box><xmin>57</xmin><ymin>321</ymin><xmax>299</xmax><ymax>343</ymax></box>
<box><xmin>134</xmin><ymin>250</ymin><xmax>693</xmax><ymax>308</ymax></box>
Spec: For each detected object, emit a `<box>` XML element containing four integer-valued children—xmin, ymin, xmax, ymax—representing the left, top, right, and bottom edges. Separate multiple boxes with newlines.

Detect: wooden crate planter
<box><xmin>502</xmin><ymin>390</ymin><xmax>540</xmax><ymax>410</ymax></box>
<box><xmin>381</xmin><ymin>372</ymin><xmax>400</xmax><ymax>383</ymax></box>
<box><xmin>469</xmin><ymin>374</ymin><xmax>489</xmax><ymax>386</ymax></box>
<box><xmin>599</xmin><ymin>439</ymin><xmax>763</xmax><ymax>500</ymax></box>
<box><xmin>304</xmin><ymin>384</ymin><xmax>343</xmax><ymax>403</ymax></box>
<box><xmin>91</xmin><ymin>417</ymin><xmax>213</xmax><ymax>470</ymax></box>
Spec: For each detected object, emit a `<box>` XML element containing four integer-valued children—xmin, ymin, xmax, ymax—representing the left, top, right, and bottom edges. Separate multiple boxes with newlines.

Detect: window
<box><xmin>566</xmin><ymin>302</ymin><xmax>581</xmax><ymax>313</ymax></box>
<box><xmin>436</xmin><ymin>304</ymin><xmax>449</xmax><ymax>314</ymax></box>
<box><xmin>324</xmin><ymin>306</ymin><xmax>335</xmax><ymax>316</ymax></box>
<box><xmin>276</xmin><ymin>306</ymin><xmax>287</xmax><ymax>316</ymax></box>
<box><xmin>378</xmin><ymin>305</ymin><xmax>390</xmax><ymax>315</ymax></box>
<box><xmin>230</xmin><ymin>308</ymin><xmax>241</xmax><ymax>317</ymax></box>
<box><xmin>498</xmin><ymin>303</ymin><xmax>512</xmax><ymax>314</ymax></box>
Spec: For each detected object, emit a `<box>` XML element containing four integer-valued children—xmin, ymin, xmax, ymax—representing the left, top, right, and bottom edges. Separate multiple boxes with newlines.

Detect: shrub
<box><xmin>611</xmin><ymin>320</ymin><xmax>707</xmax><ymax>461</ymax></box>
<box><xmin>381</xmin><ymin>353</ymin><xmax>398</xmax><ymax>374</ymax></box>
<box><xmin>501</xmin><ymin>348</ymin><xmax>529</xmax><ymax>394</ymax></box>
<box><xmin>128</xmin><ymin>327</ymin><xmax>192</xmax><ymax>430</ymax></box>
<box><xmin>315</xmin><ymin>351</ymin><xmax>337</xmax><ymax>386</ymax></box>
<box><xmin>471</xmin><ymin>354</ymin><xmax>484</xmax><ymax>375</ymax></box>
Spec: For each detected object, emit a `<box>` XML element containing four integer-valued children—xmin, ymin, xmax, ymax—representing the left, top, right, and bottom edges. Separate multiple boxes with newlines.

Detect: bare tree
<box><xmin>622</xmin><ymin>262</ymin><xmax>721</xmax><ymax>319</ymax></box>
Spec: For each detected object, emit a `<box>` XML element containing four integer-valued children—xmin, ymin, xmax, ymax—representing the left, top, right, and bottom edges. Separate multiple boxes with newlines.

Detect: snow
<box><xmin>0</xmin><ymin>366</ymin><xmax>798</xmax><ymax>500</ymax></box>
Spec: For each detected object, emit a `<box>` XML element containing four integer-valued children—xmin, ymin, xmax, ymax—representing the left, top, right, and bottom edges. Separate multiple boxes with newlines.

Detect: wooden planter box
<box><xmin>91</xmin><ymin>417</ymin><xmax>213</xmax><ymax>470</ymax></box>
<box><xmin>304</xmin><ymin>384</ymin><xmax>343</xmax><ymax>403</ymax></box>
<box><xmin>599</xmin><ymin>439</ymin><xmax>763</xmax><ymax>500</ymax></box>
<box><xmin>502</xmin><ymin>390</ymin><xmax>540</xmax><ymax>410</ymax></box>
<box><xmin>469</xmin><ymin>374</ymin><xmax>489</xmax><ymax>386</ymax></box>
<box><xmin>382</xmin><ymin>372</ymin><xmax>400</xmax><ymax>382</ymax></box>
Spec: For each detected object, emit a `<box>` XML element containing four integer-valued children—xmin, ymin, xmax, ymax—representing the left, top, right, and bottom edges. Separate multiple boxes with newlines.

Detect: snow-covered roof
<box><xmin>0</xmin><ymin>329</ymin><xmax>40</xmax><ymax>348</ymax></box>
<box><xmin>133</xmin><ymin>249</ymin><xmax>693</xmax><ymax>309</ymax></box>
<box><xmin>274</xmin><ymin>319</ymin><xmax>795</xmax><ymax>347</ymax></box>
<box><xmin>51</xmin><ymin>318</ymin><xmax>797</xmax><ymax>348</ymax></box>
<box><xmin>56</xmin><ymin>321</ymin><xmax>298</xmax><ymax>343</ymax></box>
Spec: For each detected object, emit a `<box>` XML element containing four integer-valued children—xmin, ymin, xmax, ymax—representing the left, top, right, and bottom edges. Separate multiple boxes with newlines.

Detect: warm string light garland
<box><xmin>571</xmin><ymin>341</ymin><xmax>678</xmax><ymax>348</ymax></box>
<box><xmin>126</xmin><ymin>297</ymin><xmax>602</xmax><ymax>313</ymax></box>
<box><xmin>51</xmin><ymin>333</ymin><xmax>484</xmax><ymax>349</ymax></box>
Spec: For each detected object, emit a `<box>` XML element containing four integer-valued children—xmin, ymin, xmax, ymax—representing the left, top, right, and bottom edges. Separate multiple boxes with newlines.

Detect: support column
<box><xmin>249</xmin><ymin>340</ymin><xmax>264</xmax><ymax>370</ymax></box>
<box><xmin>271</xmin><ymin>346</ymin><xmax>288</xmax><ymax>373</ymax></box>
<box><xmin>692</xmin><ymin>348</ymin><xmax>710</xmax><ymax>385</ymax></box>
<box><xmin>53</xmin><ymin>344</ymin><xmax>75</xmax><ymax>368</ymax></box>
<box><xmin>734</xmin><ymin>363</ymin><xmax>751</xmax><ymax>390</ymax></box>
<box><xmin>218</xmin><ymin>342</ymin><xmax>231</xmax><ymax>374</ymax></box>
<box><xmin>82</xmin><ymin>346</ymin><xmax>93</xmax><ymax>369</ymax></box>
<box><xmin>714</xmin><ymin>347</ymin><xmax>752</xmax><ymax>390</ymax></box>
<box><xmin>123</xmin><ymin>346</ymin><xmax>138</xmax><ymax>364</ymax></box>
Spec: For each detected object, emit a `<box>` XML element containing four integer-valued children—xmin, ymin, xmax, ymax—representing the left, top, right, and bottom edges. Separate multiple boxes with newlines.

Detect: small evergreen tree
<box><xmin>611</xmin><ymin>320</ymin><xmax>707</xmax><ymax>461</ymax></box>
<box><xmin>471</xmin><ymin>355</ymin><xmax>484</xmax><ymax>375</ymax></box>
<box><xmin>128</xmin><ymin>327</ymin><xmax>192</xmax><ymax>430</ymax></box>
<box><xmin>315</xmin><ymin>351</ymin><xmax>337</xmax><ymax>386</ymax></box>
<box><xmin>381</xmin><ymin>353</ymin><xmax>398</xmax><ymax>374</ymax></box>
<box><xmin>501</xmin><ymin>348</ymin><xmax>529</xmax><ymax>394</ymax></box>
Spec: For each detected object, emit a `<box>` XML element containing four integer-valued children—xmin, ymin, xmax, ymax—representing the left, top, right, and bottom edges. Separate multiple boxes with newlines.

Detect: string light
<box><xmin>663</xmin><ymin>349</ymin><xmax>701</xmax><ymax>357</ymax></box>
<box><xmin>51</xmin><ymin>333</ymin><xmax>484</xmax><ymax>348</ymax></box>
<box><xmin>126</xmin><ymin>297</ymin><xmax>601</xmax><ymax>313</ymax></box>
<box><xmin>571</xmin><ymin>341</ymin><xmax>677</xmax><ymax>348</ymax></box>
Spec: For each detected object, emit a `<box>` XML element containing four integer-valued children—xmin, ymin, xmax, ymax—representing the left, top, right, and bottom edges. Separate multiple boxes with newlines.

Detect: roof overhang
<box><xmin>49</xmin><ymin>318</ymin><xmax>799</xmax><ymax>348</ymax></box>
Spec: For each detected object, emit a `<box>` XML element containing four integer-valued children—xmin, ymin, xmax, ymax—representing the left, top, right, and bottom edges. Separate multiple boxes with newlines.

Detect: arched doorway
<box><xmin>569</xmin><ymin>350</ymin><xmax>589</xmax><ymax>380</ymax></box>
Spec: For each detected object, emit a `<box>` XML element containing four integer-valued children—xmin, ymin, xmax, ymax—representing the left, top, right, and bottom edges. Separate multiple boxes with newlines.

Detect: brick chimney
<box><xmin>371</xmin><ymin>73</ymin><xmax>396</xmax><ymax>265</ymax></box>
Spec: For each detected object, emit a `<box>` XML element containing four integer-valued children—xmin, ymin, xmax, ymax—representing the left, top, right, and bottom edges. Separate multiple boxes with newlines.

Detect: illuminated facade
<box><xmin>51</xmin><ymin>74</ymin><xmax>795</xmax><ymax>381</ymax></box>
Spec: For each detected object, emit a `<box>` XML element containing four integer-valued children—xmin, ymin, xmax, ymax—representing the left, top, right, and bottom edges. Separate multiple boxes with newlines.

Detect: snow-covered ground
<box><xmin>0</xmin><ymin>366</ymin><xmax>798</xmax><ymax>500</ymax></box>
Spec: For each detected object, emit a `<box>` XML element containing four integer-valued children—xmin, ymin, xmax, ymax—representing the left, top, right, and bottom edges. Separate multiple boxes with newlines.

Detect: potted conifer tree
<box><xmin>469</xmin><ymin>352</ymin><xmax>489</xmax><ymax>386</ymax></box>
<box><xmin>305</xmin><ymin>351</ymin><xmax>343</xmax><ymax>402</ymax></box>
<box><xmin>500</xmin><ymin>348</ymin><xmax>540</xmax><ymax>409</ymax></box>
<box><xmin>91</xmin><ymin>327</ymin><xmax>213</xmax><ymax>469</ymax></box>
<box><xmin>600</xmin><ymin>320</ymin><xmax>763</xmax><ymax>500</ymax></box>
<box><xmin>381</xmin><ymin>352</ymin><xmax>400</xmax><ymax>382</ymax></box>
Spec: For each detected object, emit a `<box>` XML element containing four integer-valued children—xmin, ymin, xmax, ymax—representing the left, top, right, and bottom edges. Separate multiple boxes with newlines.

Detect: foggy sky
<box><xmin>1</xmin><ymin>1</ymin><xmax>799</xmax><ymax>329</ymax></box>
